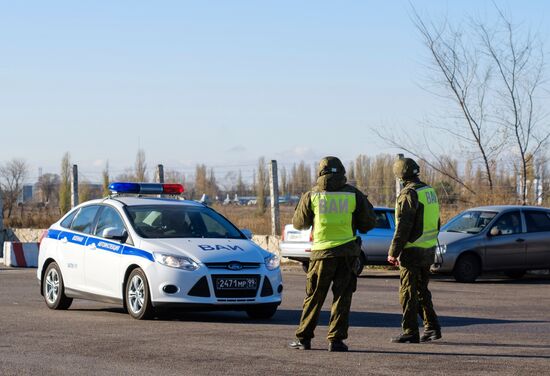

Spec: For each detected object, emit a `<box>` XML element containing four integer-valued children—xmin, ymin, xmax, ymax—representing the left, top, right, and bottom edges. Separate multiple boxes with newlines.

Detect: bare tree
<box><xmin>0</xmin><ymin>158</ymin><xmax>28</xmax><ymax>217</ymax></box>
<box><xmin>37</xmin><ymin>173</ymin><xmax>60</xmax><ymax>204</ymax></box>
<box><xmin>256</xmin><ymin>157</ymin><xmax>268</xmax><ymax>213</ymax></box>
<box><xmin>164</xmin><ymin>169</ymin><xmax>185</xmax><ymax>185</ymax></box>
<box><xmin>279</xmin><ymin>167</ymin><xmax>287</xmax><ymax>196</ymax></box>
<box><xmin>59</xmin><ymin>153</ymin><xmax>71</xmax><ymax>213</ymax></box>
<box><xmin>134</xmin><ymin>149</ymin><xmax>148</xmax><ymax>182</ymax></box>
<box><xmin>79</xmin><ymin>180</ymin><xmax>92</xmax><ymax>203</ymax></box>
<box><xmin>410</xmin><ymin>7</ymin><xmax>505</xmax><ymax>191</ymax></box>
<box><xmin>102</xmin><ymin>161</ymin><xmax>110</xmax><ymax>196</ymax></box>
<box><xmin>236</xmin><ymin>170</ymin><xmax>247</xmax><ymax>196</ymax></box>
<box><xmin>377</xmin><ymin>6</ymin><xmax>549</xmax><ymax>200</ymax></box>
<box><xmin>477</xmin><ymin>8</ymin><xmax>550</xmax><ymax>204</ymax></box>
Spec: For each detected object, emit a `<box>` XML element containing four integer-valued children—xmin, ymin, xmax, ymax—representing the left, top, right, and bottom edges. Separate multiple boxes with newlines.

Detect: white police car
<box><xmin>37</xmin><ymin>182</ymin><xmax>282</xmax><ymax>319</ymax></box>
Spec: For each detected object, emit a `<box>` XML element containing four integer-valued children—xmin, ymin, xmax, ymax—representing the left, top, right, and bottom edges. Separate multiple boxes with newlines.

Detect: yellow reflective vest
<box><xmin>310</xmin><ymin>191</ymin><xmax>356</xmax><ymax>251</ymax></box>
<box><xmin>401</xmin><ymin>186</ymin><xmax>440</xmax><ymax>249</ymax></box>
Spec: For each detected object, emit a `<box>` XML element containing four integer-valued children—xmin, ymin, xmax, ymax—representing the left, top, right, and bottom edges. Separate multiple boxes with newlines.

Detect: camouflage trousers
<box><xmin>295</xmin><ymin>257</ymin><xmax>357</xmax><ymax>341</ymax></box>
<box><xmin>399</xmin><ymin>265</ymin><xmax>440</xmax><ymax>335</ymax></box>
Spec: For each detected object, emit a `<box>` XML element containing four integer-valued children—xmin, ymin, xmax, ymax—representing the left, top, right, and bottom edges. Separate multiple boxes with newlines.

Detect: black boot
<box><xmin>328</xmin><ymin>340</ymin><xmax>348</xmax><ymax>352</ymax></box>
<box><xmin>420</xmin><ymin>329</ymin><xmax>442</xmax><ymax>342</ymax></box>
<box><xmin>288</xmin><ymin>338</ymin><xmax>311</xmax><ymax>350</ymax></box>
<box><xmin>390</xmin><ymin>333</ymin><xmax>420</xmax><ymax>343</ymax></box>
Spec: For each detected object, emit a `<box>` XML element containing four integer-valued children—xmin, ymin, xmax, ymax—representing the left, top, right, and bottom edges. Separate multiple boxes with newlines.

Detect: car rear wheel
<box><xmin>125</xmin><ymin>268</ymin><xmax>154</xmax><ymax>320</ymax></box>
<box><xmin>355</xmin><ymin>255</ymin><xmax>365</xmax><ymax>276</ymax></box>
<box><xmin>504</xmin><ymin>270</ymin><xmax>526</xmax><ymax>279</ymax></box>
<box><xmin>453</xmin><ymin>254</ymin><xmax>481</xmax><ymax>283</ymax></box>
<box><xmin>246</xmin><ymin>303</ymin><xmax>278</xmax><ymax>319</ymax></box>
<box><xmin>43</xmin><ymin>262</ymin><xmax>73</xmax><ymax>310</ymax></box>
<box><xmin>301</xmin><ymin>261</ymin><xmax>309</xmax><ymax>273</ymax></box>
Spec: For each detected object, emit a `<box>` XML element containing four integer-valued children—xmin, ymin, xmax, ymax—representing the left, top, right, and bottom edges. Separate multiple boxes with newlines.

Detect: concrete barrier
<box><xmin>3</xmin><ymin>242</ymin><xmax>40</xmax><ymax>267</ymax></box>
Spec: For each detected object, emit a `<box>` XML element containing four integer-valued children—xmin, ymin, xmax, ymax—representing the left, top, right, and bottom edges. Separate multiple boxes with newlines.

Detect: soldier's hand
<box><xmin>387</xmin><ymin>255</ymin><xmax>399</xmax><ymax>266</ymax></box>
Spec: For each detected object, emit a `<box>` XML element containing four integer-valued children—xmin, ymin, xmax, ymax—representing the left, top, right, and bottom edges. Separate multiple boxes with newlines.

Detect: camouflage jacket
<box><xmin>292</xmin><ymin>173</ymin><xmax>376</xmax><ymax>260</ymax></box>
<box><xmin>388</xmin><ymin>178</ymin><xmax>439</xmax><ymax>267</ymax></box>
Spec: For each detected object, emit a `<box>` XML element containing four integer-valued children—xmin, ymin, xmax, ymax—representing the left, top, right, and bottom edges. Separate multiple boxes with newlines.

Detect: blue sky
<box><xmin>1</xmin><ymin>1</ymin><xmax>549</xmax><ymax>183</ymax></box>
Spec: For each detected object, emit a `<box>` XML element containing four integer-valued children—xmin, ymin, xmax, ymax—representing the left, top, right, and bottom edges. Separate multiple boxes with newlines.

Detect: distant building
<box><xmin>20</xmin><ymin>185</ymin><xmax>34</xmax><ymax>203</ymax></box>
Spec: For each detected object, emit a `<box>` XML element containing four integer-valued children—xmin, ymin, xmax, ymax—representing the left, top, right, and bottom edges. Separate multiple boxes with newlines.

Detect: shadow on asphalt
<box><xmin>432</xmin><ymin>275</ymin><xmax>550</xmax><ymax>285</ymax></box>
<box><xmin>271</xmin><ymin>310</ymin><xmax>548</xmax><ymax>329</ymax></box>
<box><xmin>69</xmin><ymin>306</ymin><xmax>548</xmax><ymax>329</ymax></box>
<box><xmin>353</xmin><ymin>349</ymin><xmax>550</xmax><ymax>360</ymax></box>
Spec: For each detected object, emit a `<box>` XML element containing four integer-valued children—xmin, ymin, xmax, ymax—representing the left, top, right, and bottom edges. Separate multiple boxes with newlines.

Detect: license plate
<box><xmin>287</xmin><ymin>232</ymin><xmax>303</xmax><ymax>241</ymax></box>
<box><xmin>215</xmin><ymin>277</ymin><xmax>258</xmax><ymax>290</ymax></box>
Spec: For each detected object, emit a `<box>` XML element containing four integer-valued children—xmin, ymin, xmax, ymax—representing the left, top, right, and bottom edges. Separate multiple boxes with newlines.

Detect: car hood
<box><xmin>138</xmin><ymin>238</ymin><xmax>269</xmax><ymax>263</ymax></box>
<box><xmin>438</xmin><ymin>231</ymin><xmax>476</xmax><ymax>245</ymax></box>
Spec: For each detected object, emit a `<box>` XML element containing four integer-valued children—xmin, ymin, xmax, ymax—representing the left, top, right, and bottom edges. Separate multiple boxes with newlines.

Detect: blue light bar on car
<box><xmin>109</xmin><ymin>182</ymin><xmax>184</xmax><ymax>195</ymax></box>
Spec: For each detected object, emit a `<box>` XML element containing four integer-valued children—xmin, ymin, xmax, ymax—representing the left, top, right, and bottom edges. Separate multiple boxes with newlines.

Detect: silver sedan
<box><xmin>433</xmin><ymin>205</ymin><xmax>550</xmax><ymax>282</ymax></box>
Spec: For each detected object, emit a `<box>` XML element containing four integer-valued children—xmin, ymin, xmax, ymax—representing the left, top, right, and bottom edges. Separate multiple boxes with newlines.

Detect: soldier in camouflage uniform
<box><xmin>289</xmin><ymin>156</ymin><xmax>376</xmax><ymax>352</ymax></box>
<box><xmin>387</xmin><ymin>157</ymin><xmax>442</xmax><ymax>343</ymax></box>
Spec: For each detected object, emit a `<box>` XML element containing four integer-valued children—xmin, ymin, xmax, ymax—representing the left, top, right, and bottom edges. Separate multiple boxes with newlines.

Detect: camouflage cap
<box><xmin>393</xmin><ymin>157</ymin><xmax>420</xmax><ymax>179</ymax></box>
<box><xmin>318</xmin><ymin>156</ymin><xmax>346</xmax><ymax>177</ymax></box>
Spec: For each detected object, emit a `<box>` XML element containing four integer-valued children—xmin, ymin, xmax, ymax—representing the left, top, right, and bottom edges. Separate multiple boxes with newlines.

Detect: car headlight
<box><xmin>436</xmin><ymin>244</ymin><xmax>447</xmax><ymax>254</ymax></box>
<box><xmin>154</xmin><ymin>253</ymin><xmax>199</xmax><ymax>271</ymax></box>
<box><xmin>265</xmin><ymin>254</ymin><xmax>280</xmax><ymax>271</ymax></box>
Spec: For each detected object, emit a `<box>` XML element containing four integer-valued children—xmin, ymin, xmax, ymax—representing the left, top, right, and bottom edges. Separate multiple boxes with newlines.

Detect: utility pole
<box><xmin>269</xmin><ymin>160</ymin><xmax>281</xmax><ymax>236</ymax></box>
<box><xmin>71</xmin><ymin>164</ymin><xmax>79</xmax><ymax>208</ymax></box>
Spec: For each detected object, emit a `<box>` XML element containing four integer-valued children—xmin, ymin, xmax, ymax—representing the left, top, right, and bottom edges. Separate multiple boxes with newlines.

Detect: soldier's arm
<box><xmin>354</xmin><ymin>191</ymin><xmax>376</xmax><ymax>233</ymax></box>
<box><xmin>388</xmin><ymin>190</ymin><xmax>417</xmax><ymax>258</ymax></box>
<box><xmin>292</xmin><ymin>192</ymin><xmax>314</xmax><ymax>230</ymax></box>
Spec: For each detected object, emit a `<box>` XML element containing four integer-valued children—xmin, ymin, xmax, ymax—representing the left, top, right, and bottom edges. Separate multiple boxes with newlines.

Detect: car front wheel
<box><xmin>43</xmin><ymin>262</ymin><xmax>73</xmax><ymax>310</ymax></box>
<box><xmin>453</xmin><ymin>254</ymin><xmax>481</xmax><ymax>283</ymax></box>
<box><xmin>125</xmin><ymin>268</ymin><xmax>154</xmax><ymax>320</ymax></box>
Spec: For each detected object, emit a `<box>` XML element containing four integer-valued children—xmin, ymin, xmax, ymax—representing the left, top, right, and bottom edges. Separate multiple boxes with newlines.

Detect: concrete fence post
<box><xmin>71</xmin><ymin>164</ymin><xmax>79</xmax><ymax>208</ymax></box>
<box><xmin>155</xmin><ymin>164</ymin><xmax>164</xmax><ymax>183</ymax></box>
<box><xmin>269</xmin><ymin>160</ymin><xmax>280</xmax><ymax>236</ymax></box>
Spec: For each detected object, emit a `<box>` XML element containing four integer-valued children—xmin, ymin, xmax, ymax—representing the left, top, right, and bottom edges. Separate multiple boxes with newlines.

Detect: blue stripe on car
<box><xmin>53</xmin><ymin>229</ymin><xmax>154</xmax><ymax>261</ymax></box>
<box><xmin>122</xmin><ymin>246</ymin><xmax>155</xmax><ymax>262</ymax></box>
<box><xmin>86</xmin><ymin>237</ymin><xmax>123</xmax><ymax>254</ymax></box>
<box><xmin>47</xmin><ymin>229</ymin><xmax>62</xmax><ymax>240</ymax></box>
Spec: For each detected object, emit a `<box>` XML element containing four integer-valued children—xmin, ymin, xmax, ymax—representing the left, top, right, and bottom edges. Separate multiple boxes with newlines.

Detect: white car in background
<box><xmin>37</xmin><ymin>182</ymin><xmax>282</xmax><ymax>320</ymax></box>
<box><xmin>279</xmin><ymin>207</ymin><xmax>395</xmax><ymax>274</ymax></box>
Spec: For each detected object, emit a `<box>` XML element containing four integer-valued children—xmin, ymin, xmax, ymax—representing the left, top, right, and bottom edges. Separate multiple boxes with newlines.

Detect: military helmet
<box><xmin>393</xmin><ymin>157</ymin><xmax>420</xmax><ymax>179</ymax></box>
<box><xmin>318</xmin><ymin>156</ymin><xmax>346</xmax><ymax>177</ymax></box>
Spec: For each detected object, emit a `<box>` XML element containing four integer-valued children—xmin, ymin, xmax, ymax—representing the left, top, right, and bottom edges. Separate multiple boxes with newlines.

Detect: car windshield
<box><xmin>126</xmin><ymin>205</ymin><xmax>245</xmax><ymax>239</ymax></box>
<box><xmin>442</xmin><ymin>210</ymin><xmax>497</xmax><ymax>234</ymax></box>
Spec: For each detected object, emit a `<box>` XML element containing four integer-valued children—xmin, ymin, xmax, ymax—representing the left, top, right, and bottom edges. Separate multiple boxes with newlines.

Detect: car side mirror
<box><xmin>489</xmin><ymin>227</ymin><xmax>500</xmax><ymax>237</ymax></box>
<box><xmin>241</xmin><ymin>228</ymin><xmax>253</xmax><ymax>239</ymax></box>
<box><xmin>102</xmin><ymin>227</ymin><xmax>128</xmax><ymax>243</ymax></box>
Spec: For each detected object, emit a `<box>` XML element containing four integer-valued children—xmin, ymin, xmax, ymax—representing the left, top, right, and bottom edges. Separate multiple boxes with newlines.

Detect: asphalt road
<box><xmin>1</xmin><ymin>265</ymin><xmax>549</xmax><ymax>376</ymax></box>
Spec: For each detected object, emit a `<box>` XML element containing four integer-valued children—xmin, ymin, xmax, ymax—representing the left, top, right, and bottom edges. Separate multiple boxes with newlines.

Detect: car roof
<box><xmin>107</xmin><ymin>196</ymin><xmax>206</xmax><ymax>208</ymax></box>
<box><xmin>466</xmin><ymin>205</ymin><xmax>550</xmax><ymax>212</ymax></box>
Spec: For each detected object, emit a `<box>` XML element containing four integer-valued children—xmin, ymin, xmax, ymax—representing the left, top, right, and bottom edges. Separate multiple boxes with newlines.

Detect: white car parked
<box><xmin>279</xmin><ymin>207</ymin><xmax>395</xmax><ymax>274</ymax></box>
<box><xmin>37</xmin><ymin>182</ymin><xmax>282</xmax><ymax>319</ymax></box>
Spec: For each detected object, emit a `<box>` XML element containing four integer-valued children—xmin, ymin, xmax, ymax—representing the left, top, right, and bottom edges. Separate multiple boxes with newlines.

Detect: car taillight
<box><xmin>281</xmin><ymin>231</ymin><xmax>285</xmax><ymax>241</ymax></box>
<box><xmin>309</xmin><ymin>230</ymin><xmax>313</xmax><ymax>242</ymax></box>
<box><xmin>38</xmin><ymin>230</ymin><xmax>48</xmax><ymax>245</ymax></box>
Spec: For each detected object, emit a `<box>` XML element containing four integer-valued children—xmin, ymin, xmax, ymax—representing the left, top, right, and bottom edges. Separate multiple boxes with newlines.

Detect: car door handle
<box><xmin>61</xmin><ymin>237</ymin><xmax>68</xmax><ymax>244</ymax></box>
<box><xmin>88</xmin><ymin>243</ymin><xmax>97</xmax><ymax>250</ymax></box>
<box><xmin>516</xmin><ymin>238</ymin><xmax>525</xmax><ymax>243</ymax></box>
